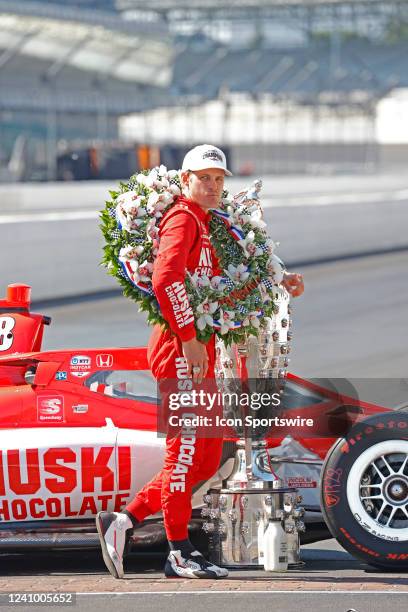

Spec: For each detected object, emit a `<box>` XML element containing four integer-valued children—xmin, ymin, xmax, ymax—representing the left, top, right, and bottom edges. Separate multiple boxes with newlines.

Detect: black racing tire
<box><xmin>320</xmin><ymin>412</ymin><xmax>408</xmax><ymax>570</ymax></box>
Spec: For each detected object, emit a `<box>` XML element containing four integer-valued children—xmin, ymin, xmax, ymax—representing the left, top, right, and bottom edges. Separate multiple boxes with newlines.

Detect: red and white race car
<box><xmin>0</xmin><ymin>284</ymin><xmax>407</xmax><ymax>570</ymax></box>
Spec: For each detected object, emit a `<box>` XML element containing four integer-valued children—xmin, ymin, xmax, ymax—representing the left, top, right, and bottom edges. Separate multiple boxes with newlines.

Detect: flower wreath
<box><xmin>100</xmin><ymin>166</ymin><xmax>286</xmax><ymax>345</ymax></box>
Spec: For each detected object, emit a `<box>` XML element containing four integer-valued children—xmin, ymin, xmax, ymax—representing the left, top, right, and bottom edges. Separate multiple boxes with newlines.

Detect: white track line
<box><xmin>262</xmin><ymin>189</ymin><xmax>408</xmax><ymax>208</ymax></box>
<box><xmin>0</xmin><ymin>210</ymin><xmax>98</xmax><ymax>224</ymax></box>
<box><xmin>0</xmin><ymin>210</ymin><xmax>99</xmax><ymax>225</ymax></box>
<box><xmin>76</xmin><ymin>590</ymin><xmax>408</xmax><ymax>596</ymax></box>
<box><xmin>1</xmin><ymin>189</ymin><xmax>408</xmax><ymax>224</ymax></box>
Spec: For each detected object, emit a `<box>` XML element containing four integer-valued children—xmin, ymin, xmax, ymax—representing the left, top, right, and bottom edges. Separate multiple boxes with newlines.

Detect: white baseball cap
<box><xmin>181</xmin><ymin>144</ymin><xmax>232</xmax><ymax>176</ymax></box>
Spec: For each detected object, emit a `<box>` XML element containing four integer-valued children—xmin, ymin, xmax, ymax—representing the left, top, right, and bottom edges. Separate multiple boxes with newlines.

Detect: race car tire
<box><xmin>320</xmin><ymin>412</ymin><xmax>408</xmax><ymax>570</ymax></box>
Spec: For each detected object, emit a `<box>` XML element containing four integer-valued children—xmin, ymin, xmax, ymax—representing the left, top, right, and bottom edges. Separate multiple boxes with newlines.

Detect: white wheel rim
<box><xmin>346</xmin><ymin>440</ymin><xmax>408</xmax><ymax>542</ymax></box>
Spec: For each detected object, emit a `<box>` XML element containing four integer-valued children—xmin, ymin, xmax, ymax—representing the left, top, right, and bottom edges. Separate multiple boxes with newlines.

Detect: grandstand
<box><xmin>1</xmin><ymin>0</ymin><xmax>408</xmax><ymax>178</ymax></box>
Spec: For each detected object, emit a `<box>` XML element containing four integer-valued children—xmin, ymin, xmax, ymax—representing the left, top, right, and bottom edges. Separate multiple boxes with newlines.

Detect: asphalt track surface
<box><xmin>0</xmin><ymin>539</ymin><xmax>407</xmax><ymax>611</ymax></box>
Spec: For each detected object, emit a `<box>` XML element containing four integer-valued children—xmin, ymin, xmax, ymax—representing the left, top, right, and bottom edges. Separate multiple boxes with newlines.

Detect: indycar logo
<box><xmin>96</xmin><ymin>354</ymin><xmax>113</xmax><ymax>368</ymax></box>
<box><xmin>37</xmin><ymin>396</ymin><xmax>64</xmax><ymax>422</ymax></box>
<box><xmin>70</xmin><ymin>355</ymin><xmax>91</xmax><ymax>377</ymax></box>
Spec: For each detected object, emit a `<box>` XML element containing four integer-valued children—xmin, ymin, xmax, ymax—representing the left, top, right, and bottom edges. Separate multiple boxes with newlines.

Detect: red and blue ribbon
<box><xmin>211</xmin><ymin>209</ymin><xmax>245</xmax><ymax>241</ymax></box>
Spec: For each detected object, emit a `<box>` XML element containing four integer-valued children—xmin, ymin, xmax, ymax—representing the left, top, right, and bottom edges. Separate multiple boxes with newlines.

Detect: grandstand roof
<box><xmin>117</xmin><ymin>0</ymin><xmax>390</xmax><ymax>10</ymax></box>
<box><xmin>0</xmin><ymin>0</ymin><xmax>172</xmax><ymax>86</ymax></box>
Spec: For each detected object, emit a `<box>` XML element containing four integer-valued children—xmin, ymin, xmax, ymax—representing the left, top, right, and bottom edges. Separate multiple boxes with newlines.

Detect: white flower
<box><xmin>189</xmin><ymin>272</ymin><xmax>199</xmax><ymax>287</ymax></box>
<box><xmin>119</xmin><ymin>245</ymin><xmax>144</xmax><ymax>261</ymax></box>
<box><xmin>161</xmin><ymin>190</ymin><xmax>175</xmax><ymax>205</ymax></box>
<box><xmin>144</xmin><ymin>169</ymin><xmax>159</xmax><ymax>188</ymax></box>
<box><xmin>267</xmin><ymin>254</ymin><xmax>285</xmax><ymax>285</ymax></box>
<box><xmin>243</xmin><ymin>311</ymin><xmax>261</xmax><ymax>328</ymax></box>
<box><xmin>234</xmin><ymin>211</ymin><xmax>250</xmax><ymax>225</ymax></box>
<box><xmin>168</xmin><ymin>169</ymin><xmax>178</xmax><ymax>179</ymax></box>
<box><xmin>137</xmin><ymin>259</ymin><xmax>153</xmax><ymax>281</ymax></box>
<box><xmin>146</xmin><ymin>218</ymin><xmax>159</xmax><ymax>240</ymax></box>
<box><xmin>210</xmin><ymin>275</ymin><xmax>226</xmax><ymax>290</ymax></box>
<box><xmin>147</xmin><ymin>192</ymin><xmax>160</xmax><ymax>208</ymax></box>
<box><xmin>122</xmin><ymin>258</ymin><xmax>153</xmax><ymax>284</ymax></box>
<box><xmin>197</xmin><ymin>300</ymin><xmax>218</xmax><ymax>331</ymax></box>
<box><xmin>249</xmin><ymin>209</ymin><xmax>266</xmax><ymax>230</ymax></box>
<box><xmin>130</xmin><ymin>264</ymin><xmax>147</xmax><ymax>284</ymax></box>
<box><xmin>226</xmin><ymin>263</ymin><xmax>249</xmax><ymax>283</ymax></box>
<box><xmin>117</xmin><ymin>191</ymin><xmax>141</xmax><ymax>209</ymax></box>
<box><xmin>196</xmin><ymin>274</ymin><xmax>211</xmax><ymax>288</ymax></box>
<box><xmin>136</xmin><ymin>173</ymin><xmax>147</xmax><ymax>186</ymax></box>
<box><xmin>147</xmin><ymin>192</ymin><xmax>168</xmax><ymax>217</ymax></box>
<box><xmin>158</xmin><ymin>164</ymin><xmax>168</xmax><ymax>176</ymax></box>
<box><xmin>238</xmin><ymin>230</ymin><xmax>263</xmax><ymax>257</ymax></box>
<box><xmin>265</xmin><ymin>238</ymin><xmax>276</xmax><ymax>255</ymax></box>
<box><xmin>116</xmin><ymin>197</ymin><xmax>146</xmax><ymax>233</ymax></box>
<box><xmin>168</xmin><ymin>183</ymin><xmax>181</xmax><ymax>197</ymax></box>
<box><xmin>259</xmin><ymin>283</ymin><xmax>272</xmax><ymax>303</ymax></box>
<box><xmin>218</xmin><ymin>309</ymin><xmax>236</xmax><ymax>335</ymax></box>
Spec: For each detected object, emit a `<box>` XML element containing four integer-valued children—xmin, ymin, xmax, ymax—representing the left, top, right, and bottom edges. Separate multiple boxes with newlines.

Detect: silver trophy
<box><xmin>202</xmin><ymin>181</ymin><xmax>305</xmax><ymax>569</ymax></box>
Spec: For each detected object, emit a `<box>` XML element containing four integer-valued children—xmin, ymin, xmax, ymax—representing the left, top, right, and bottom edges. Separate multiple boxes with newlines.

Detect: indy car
<box><xmin>0</xmin><ymin>283</ymin><xmax>407</xmax><ymax>570</ymax></box>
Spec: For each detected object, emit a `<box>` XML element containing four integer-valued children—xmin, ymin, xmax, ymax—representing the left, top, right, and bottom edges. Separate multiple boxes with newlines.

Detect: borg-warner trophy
<box><xmin>201</xmin><ymin>181</ymin><xmax>305</xmax><ymax>569</ymax></box>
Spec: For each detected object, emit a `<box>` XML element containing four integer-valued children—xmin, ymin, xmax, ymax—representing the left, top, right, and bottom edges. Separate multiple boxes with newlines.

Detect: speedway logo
<box><xmin>37</xmin><ymin>396</ymin><xmax>64</xmax><ymax>422</ymax></box>
<box><xmin>70</xmin><ymin>354</ymin><xmax>91</xmax><ymax>377</ymax></box>
<box><xmin>0</xmin><ymin>445</ymin><xmax>132</xmax><ymax>522</ymax></box>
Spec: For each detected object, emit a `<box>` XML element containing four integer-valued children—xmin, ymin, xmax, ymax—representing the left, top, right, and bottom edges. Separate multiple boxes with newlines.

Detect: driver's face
<box><xmin>181</xmin><ymin>168</ymin><xmax>225</xmax><ymax>211</ymax></box>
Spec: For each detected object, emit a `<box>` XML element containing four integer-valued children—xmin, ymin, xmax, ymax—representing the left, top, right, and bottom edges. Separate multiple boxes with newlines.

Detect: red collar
<box><xmin>177</xmin><ymin>196</ymin><xmax>211</xmax><ymax>223</ymax></box>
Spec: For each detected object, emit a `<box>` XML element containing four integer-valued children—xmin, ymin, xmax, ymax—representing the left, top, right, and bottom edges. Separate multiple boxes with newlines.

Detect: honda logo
<box><xmin>96</xmin><ymin>354</ymin><xmax>113</xmax><ymax>368</ymax></box>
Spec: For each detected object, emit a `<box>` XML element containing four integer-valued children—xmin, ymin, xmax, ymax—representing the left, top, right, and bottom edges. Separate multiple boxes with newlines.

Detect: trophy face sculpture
<box><xmin>202</xmin><ymin>181</ymin><xmax>305</xmax><ymax>568</ymax></box>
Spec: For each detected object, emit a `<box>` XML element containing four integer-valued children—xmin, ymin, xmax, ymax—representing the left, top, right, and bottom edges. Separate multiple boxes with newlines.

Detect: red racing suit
<box><xmin>125</xmin><ymin>196</ymin><xmax>224</xmax><ymax>540</ymax></box>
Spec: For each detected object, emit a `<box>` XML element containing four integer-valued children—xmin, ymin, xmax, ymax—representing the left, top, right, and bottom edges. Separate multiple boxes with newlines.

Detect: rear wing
<box><xmin>0</xmin><ymin>284</ymin><xmax>51</xmax><ymax>355</ymax></box>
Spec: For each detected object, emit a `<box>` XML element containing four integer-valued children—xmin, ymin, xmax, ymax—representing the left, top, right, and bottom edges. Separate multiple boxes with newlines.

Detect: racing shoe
<box><xmin>96</xmin><ymin>511</ymin><xmax>133</xmax><ymax>579</ymax></box>
<box><xmin>165</xmin><ymin>550</ymin><xmax>229</xmax><ymax>579</ymax></box>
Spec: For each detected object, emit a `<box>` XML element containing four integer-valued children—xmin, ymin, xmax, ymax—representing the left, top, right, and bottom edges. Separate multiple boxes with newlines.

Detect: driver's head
<box><xmin>180</xmin><ymin>144</ymin><xmax>232</xmax><ymax>211</ymax></box>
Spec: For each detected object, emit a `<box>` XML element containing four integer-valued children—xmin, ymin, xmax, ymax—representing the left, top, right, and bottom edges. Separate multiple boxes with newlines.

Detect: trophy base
<box><xmin>202</xmin><ymin>487</ymin><xmax>303</xmax><ymax>568</ymax></box>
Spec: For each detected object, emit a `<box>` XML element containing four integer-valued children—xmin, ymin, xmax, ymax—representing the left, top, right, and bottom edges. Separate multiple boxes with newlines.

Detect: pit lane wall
<box><xmin>1</xmin><ymin>174</ymin><xmax>408</xmax><ymax>301</ymax></box>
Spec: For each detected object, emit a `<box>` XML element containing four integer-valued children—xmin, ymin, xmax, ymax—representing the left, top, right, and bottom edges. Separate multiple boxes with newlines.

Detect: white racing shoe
<box><xmin>96</xmin><ymin>511</ymin><xmax>133</xmax><ymax>579</ymax></box>
<box><xmin>164</xmin><ymin>550</ymin><xmax>229</xmax><ymax>579</ymax></box>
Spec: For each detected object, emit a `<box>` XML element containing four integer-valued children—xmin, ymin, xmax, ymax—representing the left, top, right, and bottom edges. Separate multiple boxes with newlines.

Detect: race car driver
<box><xmin>96</xmin><ymin>144</ymin><xmax>305</xmax><ymax>580</ymax></box>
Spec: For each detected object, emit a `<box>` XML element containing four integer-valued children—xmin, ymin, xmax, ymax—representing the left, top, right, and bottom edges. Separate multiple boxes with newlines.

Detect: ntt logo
<box><xmin>71</xmin><ymin>355</ymin><xmax>91</xmax><ymax>366</ymax></box>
